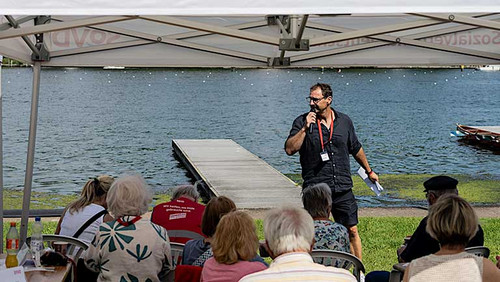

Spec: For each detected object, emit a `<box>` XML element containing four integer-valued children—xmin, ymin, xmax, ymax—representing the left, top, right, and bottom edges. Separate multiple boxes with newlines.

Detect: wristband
<box><xmin>366</xmin><ymin>170</ymin><xmax>374</xmax><ymax>175</ymax></box>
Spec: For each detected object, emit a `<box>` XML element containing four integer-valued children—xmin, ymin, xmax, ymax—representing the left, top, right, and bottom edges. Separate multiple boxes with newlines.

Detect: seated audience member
<box><xmin>398</xmin><ymin>175</ymin><xmax>484</xmax><ymax>263</ymax></box>
<box><xmin>84</xmin><ymin>174</ymin><xmax>172</xmax><ymax>282</ymax></box>
<box><xmin>403</xmin><ymin>195</ymin><xmax>500</xmax><ymax>282</ymax></box>
<box><xmin>302</xmin><ymin>183</ymin><xmax>350</xmax><ymax>267</ymax></box>
<box><xmin>151</xmin><ymin>184</ymin><xmax>205</xmax><ymax>243</ymax></box>
<box><xmin>201</xmin><ymin>211</ymin><xmax>267</xmax><ymax>282</ymax></box>
<box><xmin>56</xmin><ymin>175</ymin><xmax>115</xmax><ymax>281</ymax></box>
<box><xmin>240</xmin><ymin>207</ymin><xmax>356</xmax><ymax>282</ymax></box>
<box><xmin>182</xmin><ymin>196</ymin><xmax>236</xmax><ymax>266</ymax></box>
<box><xmin>56</xmin><ymin>175</ymin><xmax>115</xmax><ymax>244</ymax></box>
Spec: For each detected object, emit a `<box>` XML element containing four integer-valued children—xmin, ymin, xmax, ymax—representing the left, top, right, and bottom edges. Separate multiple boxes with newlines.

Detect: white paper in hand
<box><xmin>357</xmin><ymin>167</ymin><xmax>384</xmax><ymax>196</ymax></box>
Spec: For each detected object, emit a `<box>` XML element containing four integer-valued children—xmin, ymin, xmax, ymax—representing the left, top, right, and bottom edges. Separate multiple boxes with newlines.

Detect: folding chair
<box><xmin>168</xmin><ymin>230</ymin><xmax>205</xmax><ymax>242</ymax></box>
<box><xmin>170</xmin><ymin>242</ymin><xmax>185</xmax><ymax>269</ymax></box>
<box><xmin>465</xmin><ymin>246</ymin><xmax>490</xmax><ymax>258</ymax></box>
<box><xmin>26</xmin><ymin>234</ymin><xmax>89</xmax><ymax>261</ymax></box>
<box><xmin>311</xmin><ymin>250</ymin><xmax>365</xmax><ymax>281</ymax></box>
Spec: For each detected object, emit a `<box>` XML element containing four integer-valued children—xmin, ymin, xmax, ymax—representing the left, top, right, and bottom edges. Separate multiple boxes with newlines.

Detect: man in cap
<box><xmin>397</xmin><ymin>175</ymin><xmax>484</xmax><ymax>262</ymax></box>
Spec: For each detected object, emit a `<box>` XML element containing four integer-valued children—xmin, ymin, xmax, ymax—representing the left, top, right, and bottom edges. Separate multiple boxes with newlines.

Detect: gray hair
<box><xmin>172</xmin><ymin>184</ymin><xmax>200</xmax><ymax>201</ymax></box>
<box><xmin>107</xmin><ymin>174</ymin><xmax>152</xmax><ymax>218</ymax></box>
<box><xmin>264</xmin><ymin>207</ymin><xmax>314</xmax><ymax>256</ymax></box>
<box><xmin>302</xmin><ymin>183</ymin><xmax>332</xmax><ymax>218</ymax></box>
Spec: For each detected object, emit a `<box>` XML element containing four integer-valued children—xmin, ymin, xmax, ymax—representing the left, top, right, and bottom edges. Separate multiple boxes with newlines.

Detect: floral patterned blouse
<box><xmin>312</xmin><ymin>219</ymin><xmax>351</xmax><ymax>267</ymax></box>
<box><xmin>84</xmin><ymin>216</ymin><xmax>172</xmax><ymax>282</ymax></box>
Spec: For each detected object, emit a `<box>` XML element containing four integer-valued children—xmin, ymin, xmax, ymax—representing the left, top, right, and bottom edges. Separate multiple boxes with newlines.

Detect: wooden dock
<box><xmin>172</xmin><ymin>139</ymin><xmax>302</xmax><ymax>209</ymax></box>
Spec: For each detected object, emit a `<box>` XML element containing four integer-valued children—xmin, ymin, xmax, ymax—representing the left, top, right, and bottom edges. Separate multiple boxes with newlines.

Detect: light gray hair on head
<box><xmin>107</xmin><ymin>174</ymin><xmax>152</xmax><ymax>218</ymax></box>
<box><xmin>172</xmin><ymin>184</ymin><xmax>200</xmax><ymax>201</ymax></box>
<box><xmin>264</xmin><ymin>207</ymin><xmax>314</xmax><ymax>256</ymax></box>
<box><xmin>302</xmin><ymin>183</ymin><xmax>332</xmax><ymax>219</ymax></box>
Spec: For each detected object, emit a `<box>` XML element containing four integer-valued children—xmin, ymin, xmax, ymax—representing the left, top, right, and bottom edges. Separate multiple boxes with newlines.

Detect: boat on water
<box><xmin>103</xmin><ymin>66</ymin><xmax>125</xmax><ymax>70</ymax></box>
<box><xmin>475</xmin><ymin>65</ymin><xmax>500</xmax><ymax>71</ymax></box>
<box><xmin>453</xmin><ymin>124</ymin><xmax>500</xmax><ymax>148</ymax></box>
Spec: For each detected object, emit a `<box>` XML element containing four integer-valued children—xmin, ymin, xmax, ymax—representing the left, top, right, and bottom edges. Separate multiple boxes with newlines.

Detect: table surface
<box><xmin>25</xmin><ymin>264</ymin><xmax>71</xmax><ymax>282</ymax></box>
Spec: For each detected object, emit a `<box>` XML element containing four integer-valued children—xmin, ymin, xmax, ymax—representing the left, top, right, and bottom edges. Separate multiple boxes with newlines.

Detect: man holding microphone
<box><xmin>285</xmin><ymin>83</ymin><xmax>378</xmax><ymax>260</ymax></box>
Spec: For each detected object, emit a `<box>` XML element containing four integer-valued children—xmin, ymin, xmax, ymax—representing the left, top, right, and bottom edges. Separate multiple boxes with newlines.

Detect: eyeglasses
<box><xmin>306</xmin><ymin>96</ymin><xmax>325</xmax><ymax>103</ymax></box>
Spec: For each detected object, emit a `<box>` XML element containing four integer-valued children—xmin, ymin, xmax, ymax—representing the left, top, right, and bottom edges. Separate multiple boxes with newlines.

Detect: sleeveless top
<box><xmin>408</xmin><ymin>252</ymin><xmax>483</xmax><ymax>282</ymax></box>
<box><xmin>60</xmin><ymin>203</ymin><xmax>105</xmax><ymax>244</ymax></box>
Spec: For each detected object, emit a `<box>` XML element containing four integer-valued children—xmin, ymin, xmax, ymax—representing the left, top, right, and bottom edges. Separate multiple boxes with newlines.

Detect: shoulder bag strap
<box><xmin>72</xmin><ymin>209</ymin><xmax>108</xmax><ymax>238</ymax></box>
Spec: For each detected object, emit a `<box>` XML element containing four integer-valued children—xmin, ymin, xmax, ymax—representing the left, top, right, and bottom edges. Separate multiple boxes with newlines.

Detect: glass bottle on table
<box><xmin>5</xmin><ymin>222</ymin><xmax>19</xmax><ymax>268</ymax></box>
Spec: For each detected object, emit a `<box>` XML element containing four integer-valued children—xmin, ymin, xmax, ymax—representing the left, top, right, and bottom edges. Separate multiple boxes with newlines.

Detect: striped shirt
<box><xmin>239</xmin><ymin>252</ymin><xmax>356</xmax><ymax>282</ymax></box>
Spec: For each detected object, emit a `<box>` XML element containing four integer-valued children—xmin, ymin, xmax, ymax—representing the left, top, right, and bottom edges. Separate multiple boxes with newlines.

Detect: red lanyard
<box><xmin>317</xmin><ymin>111</ymin><xmax>334</xmax><ymax>151</ymax></box>
<box><xmin>117</xmin><ymin>215</ymin><xmax>142</xmax><ymax>227</ymax></box>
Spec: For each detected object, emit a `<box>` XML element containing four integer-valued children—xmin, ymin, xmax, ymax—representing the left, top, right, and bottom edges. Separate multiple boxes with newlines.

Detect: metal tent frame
<box><xmin>0</xmin><ymin>2</ymin><xmax>499</xmax><ymax>245</ymax></box>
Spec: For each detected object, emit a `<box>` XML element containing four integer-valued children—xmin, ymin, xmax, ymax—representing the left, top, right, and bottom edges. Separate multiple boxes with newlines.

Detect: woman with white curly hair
<box><xmin>84</xmin><ymin>174</ymin><xmax>173</xmax><ymax>282</ymax></box>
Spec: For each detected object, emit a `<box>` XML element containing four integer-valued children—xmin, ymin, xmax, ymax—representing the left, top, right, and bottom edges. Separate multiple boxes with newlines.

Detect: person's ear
<box><xmin>428</xmin><ymin>192</ymin><xmax>437</xmax><ymax>205</ymax></box>
<box><xmin>265</xmin><ymin>240</ymin><xmax>276</xmax><ymax>259</ymax></box>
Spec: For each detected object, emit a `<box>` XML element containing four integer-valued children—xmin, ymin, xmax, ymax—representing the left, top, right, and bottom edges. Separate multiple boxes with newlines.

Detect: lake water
<box><xmin>1</xmin><ymin>67</ymin><xmax>499</xmax><ymax>206</ymax></box>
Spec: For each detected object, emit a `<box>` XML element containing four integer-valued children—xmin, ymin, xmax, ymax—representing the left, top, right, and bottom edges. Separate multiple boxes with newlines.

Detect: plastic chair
<box><xmin>168</xmin><ymin>230</ymin><xmax>205</xmax><ymax>242</ymax></box>
<box><xmin>170</xmin><ymin>242</ymin><xmax>185</xmax><ymax>269</ymax></box>
<box><xmin>311</xmin><ymin>250</ymin><xmax>365</xmax><ymax>281</ymax></box>
<box><xmin>26</xmin><ymin>234</ymin><xmax>89</xmax><ymax>260</ymax></box>
<box><xmin>465</xmin><ymin>246</ymin><xmax>490</xmax><ymax>258</ymax></box>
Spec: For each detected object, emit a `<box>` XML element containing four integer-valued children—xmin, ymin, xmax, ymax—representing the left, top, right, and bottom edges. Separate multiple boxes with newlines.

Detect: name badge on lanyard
<box><xmin>317</xmin><ymin>111</ymin><xmax>334</xmax><ymax>162</ymax></box>
<box><xmin>320</xmin><ymin>150</ymin><xmax>330</xmax><ymax>161</ymax></box>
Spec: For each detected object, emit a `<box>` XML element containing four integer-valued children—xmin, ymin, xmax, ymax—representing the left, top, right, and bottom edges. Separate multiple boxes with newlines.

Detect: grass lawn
<box><xmin>4</xmin><ymin>217</ymin><xmax>498</xmax><ymax>273</ymax></box>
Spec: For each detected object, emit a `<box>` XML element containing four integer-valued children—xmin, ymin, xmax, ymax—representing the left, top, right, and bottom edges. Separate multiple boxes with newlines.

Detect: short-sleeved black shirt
<box><xmin>286</xmin><ymin>108</ymin><xmax>362</xmax><ymax>192</ymax></box>
<box><xmin>400</xmin><ymin>216</ymin><xmax>484</xmax><ymax>262</ymax></box>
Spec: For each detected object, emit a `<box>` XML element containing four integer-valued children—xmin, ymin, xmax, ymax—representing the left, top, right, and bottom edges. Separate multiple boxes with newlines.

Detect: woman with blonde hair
<box><xmin>201</xmin><ymin>211</ymin><xmax>267</xmax><ymax>282</ymax></box>
<box><xmin>182</xmin><ymin>196</ymin><xmax>237</xmax><ymax>266</ymax></box>
<box><xmin>403</xmin><ymin>194</ymin><xmax>500</xmax><ymax>282</ymax></box>
<box><xmin>56</xmin><ymin>175</ymin><xmax>114</xmax><ymax>243</ymax></box>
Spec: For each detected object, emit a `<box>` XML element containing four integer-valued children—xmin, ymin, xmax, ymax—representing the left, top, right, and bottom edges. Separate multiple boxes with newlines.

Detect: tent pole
<box><xmin>0</xmin><ymin>56</ymin><xmax>3</xmax><ymax>252</ymax></box>
<box><xmin>20</xmin><ymin>61</ymin><xmax>41</xmax><ymax>243</ymax></box>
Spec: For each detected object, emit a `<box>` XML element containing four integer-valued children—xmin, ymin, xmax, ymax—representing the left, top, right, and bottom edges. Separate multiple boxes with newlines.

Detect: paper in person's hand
<box><xmin>357</xmin><ymin>167</ymin><xmax>384</xmax><ymax>196</ymax></box>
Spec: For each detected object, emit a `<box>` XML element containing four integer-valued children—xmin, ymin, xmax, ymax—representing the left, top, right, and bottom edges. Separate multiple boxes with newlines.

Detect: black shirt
<box><xmin>400</xmin><ymin>216</ymin><xmax>485</xmax><ymax>262</ymax></box>
<box><xmin>286</xmin><ymin>108</ymin><xmax>362</xmax><ymax>192</ymax></box>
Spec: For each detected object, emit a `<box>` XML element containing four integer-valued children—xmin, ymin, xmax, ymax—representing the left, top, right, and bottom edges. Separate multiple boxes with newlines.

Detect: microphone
<box><xmin>309</xmin><ymin>108</ymin><xmax>315</xmax><ymax>134</ymax></box>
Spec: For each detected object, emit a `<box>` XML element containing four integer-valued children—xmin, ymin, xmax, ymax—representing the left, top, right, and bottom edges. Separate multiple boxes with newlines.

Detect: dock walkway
<box><xmin>172</xmin><ymin>139</ymin><xmax>302</xmax><ymax>209</ymax></box>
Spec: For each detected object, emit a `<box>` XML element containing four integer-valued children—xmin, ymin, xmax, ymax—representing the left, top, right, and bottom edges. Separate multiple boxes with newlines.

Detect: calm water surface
<box><xmin>2</xmin><ymin>68</ymin><xmax>499</xmax><ymax>206</ymax></box>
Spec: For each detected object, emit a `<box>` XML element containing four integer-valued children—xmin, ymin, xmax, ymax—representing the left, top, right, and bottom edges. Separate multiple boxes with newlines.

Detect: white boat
<box><xmin>476</xmin><ymin>65</ymin><xmax>500</xmax><ymax>71</ymax></box>
<box><xmin>103</xmin><ymin>66</ymin><xmax>125</xmax><ymax>70</ymax></box>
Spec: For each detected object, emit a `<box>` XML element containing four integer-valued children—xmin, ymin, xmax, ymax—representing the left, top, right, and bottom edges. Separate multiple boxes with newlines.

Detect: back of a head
<box><xmin>172</xmin><ymin>184</ymin><xmax>199</xmax><ymax>201</ymax></box>
<box><xmin>212</xmin><ymin>211</ymin><xmax>258</xmax><ymax>265</ymax></box>
<box><xmin>201</xmin><ymin>196</ymin><xmax>236</xmax><ymax>237</ymax></box>
<box><xmin>424</xmin><ymin>175</ymin><xmax>459</xmax><ymax>199</ymax></box>
<box><xmin>68</xmin><ymin>174</ymin><xmax>115</xmax><ymax>213</ymax></box>
<box><xmin>302</xmin><ymin>183</ymin><xmax>332</xmax><ymax>218</ymax></box>
<box><xmin>264</xmin><ymin>207</ymin><xmax>314</xmax><ymax>256</ymax></box>
<box><xmin>426</xmin><ymin>194</ymin><xmax>478</xmax><ymax>247</ymax></box>
<box><xmin>107</xmin><ymin>174</ymin><xmax>152</xmax><ymax>218</ymax></box>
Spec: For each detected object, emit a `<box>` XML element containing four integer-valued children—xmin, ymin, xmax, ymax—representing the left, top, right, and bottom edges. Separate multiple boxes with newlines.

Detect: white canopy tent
<box><xmin>0</xmin><ymin>1</ymin><xmax>500</xmax><ymax>244</ymax></box>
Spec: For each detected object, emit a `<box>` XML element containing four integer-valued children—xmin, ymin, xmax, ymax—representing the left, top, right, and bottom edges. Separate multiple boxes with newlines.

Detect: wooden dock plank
<box><xmin>172</xmin><ymin>139</ymin><xmax>302</xmax><ymax>209</ymax></box>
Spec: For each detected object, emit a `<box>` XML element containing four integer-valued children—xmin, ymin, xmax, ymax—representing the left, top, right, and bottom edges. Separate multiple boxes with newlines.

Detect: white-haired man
<box><xmin>151</xmin><ymin>184</ymin><xmax>205</xmax><ymax>243</ymax></box>
<box><xmin>240</xmin><ymin>207</ymin><xmax>356</xmax><ymax>282</ymax></box>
